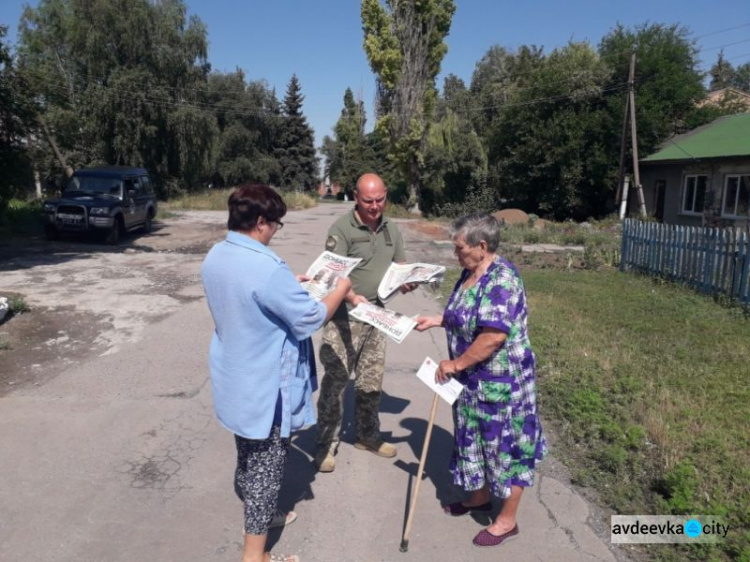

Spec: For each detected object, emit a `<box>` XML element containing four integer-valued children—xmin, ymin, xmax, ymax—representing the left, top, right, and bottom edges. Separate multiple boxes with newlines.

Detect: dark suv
<box><xmin>42</xmin><ymin>166</ymin><xmax>157</xmax><ymax>244</ymax></box>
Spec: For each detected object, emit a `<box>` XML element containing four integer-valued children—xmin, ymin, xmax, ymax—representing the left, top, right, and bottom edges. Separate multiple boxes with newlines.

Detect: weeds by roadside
<box><xmin>7</xmin><ymin>295</ymin><xmax>30</xmax><ymax>315</ymax></box>
<box><xmin>528</xmin><ymin>269</ymin><xmax>748</xmax><ymax>561</ymax></box>
<box><xmin>161</xmin><ymin>187</ymin><xmax>318</xmax><ymax>212</ymax></box>
<box><xmin>0</xmin><ymin>294</ymin><xmax>30</xmax><ymax>347</ymax></box>
<box><xmin>0</xmin><ymin>199</ymin><xmax>43</xmax><ymax>239</ymax></box>
<box><xmin>437</xmin><ymin>265</ymin><xmax>749</xmax><ymax>561</ymax></box>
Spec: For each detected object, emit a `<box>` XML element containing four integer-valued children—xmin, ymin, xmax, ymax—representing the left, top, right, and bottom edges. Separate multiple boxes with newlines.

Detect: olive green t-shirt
<box><xmin>324</xmin><ymin>208</ymin><xmax>406</xmax><ymax>304</ymax></box>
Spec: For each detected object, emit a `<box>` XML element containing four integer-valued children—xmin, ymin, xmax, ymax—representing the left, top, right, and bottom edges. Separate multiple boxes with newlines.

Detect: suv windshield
<box><xmin>66</xmin><ymin>176</ymin><xmax>123</xmax><ymax>197</ymax></box>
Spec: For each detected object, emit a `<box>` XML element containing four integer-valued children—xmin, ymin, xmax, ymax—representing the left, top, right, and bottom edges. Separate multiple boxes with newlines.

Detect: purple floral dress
<box><xmin>443</xmin><ymin>255</ymin><xmax>547</xmax><ymax>498</ymax></box>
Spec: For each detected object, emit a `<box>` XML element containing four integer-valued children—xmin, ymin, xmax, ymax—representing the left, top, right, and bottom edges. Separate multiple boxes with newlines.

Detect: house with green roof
<box><xmin>639</xmin><ymin>113</ymin><xmax>750</xmax><ymax>227</ymax></box>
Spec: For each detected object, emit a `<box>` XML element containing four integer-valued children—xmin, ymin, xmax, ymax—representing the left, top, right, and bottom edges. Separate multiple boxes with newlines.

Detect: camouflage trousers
<box><xmin>316</xmin><ymin>310</ymin><xmax>386</xmax><ymax>454</ymax></box>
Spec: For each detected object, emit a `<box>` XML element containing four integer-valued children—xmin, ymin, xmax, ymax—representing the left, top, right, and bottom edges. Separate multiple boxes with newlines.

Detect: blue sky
<box><xmin>2</xmin><ymin>1</ymin><xmax>749</xmax><ymax>149</ymax></box>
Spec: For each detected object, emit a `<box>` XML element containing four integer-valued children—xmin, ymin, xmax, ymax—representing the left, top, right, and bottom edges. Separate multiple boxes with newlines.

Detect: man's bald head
<box><xmin>355</xmin><ymin>173</ymin><xmax>386</xmax><ymax>194</ymax></box>
<box><xmin>354</xmin><ymin>173</ymin><xmax>388</xmax><ymax>229</ymax></box>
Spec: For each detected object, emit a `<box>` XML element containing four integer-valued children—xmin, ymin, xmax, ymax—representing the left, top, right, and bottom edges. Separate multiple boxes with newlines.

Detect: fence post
<box><xmin>739</xmin><ymin>232</ymin><xmax>750</xmax><ymax>303</ymax></box>
<box><xmin>620</xmin><ymin>219</ymin><xmax>630</xmax><ymax>272</ymax></box>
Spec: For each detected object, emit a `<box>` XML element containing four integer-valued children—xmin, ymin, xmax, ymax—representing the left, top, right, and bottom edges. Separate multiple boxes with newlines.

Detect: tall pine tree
<box><xmin>275</xmin><ymin>74</ymin><xmax>318</xmax><ymax>191</ymax></box>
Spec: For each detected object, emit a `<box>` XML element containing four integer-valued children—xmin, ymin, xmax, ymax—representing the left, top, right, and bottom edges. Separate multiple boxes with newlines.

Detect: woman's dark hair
<box><xmin>227</xmin><ymin>184</ymin><xmax>286</xmax><ymax>231</ymax></box>
<box><xmin>449</xmin><ymin>212</ymin><xmax>500</xmax><ymax>252</ymax></box>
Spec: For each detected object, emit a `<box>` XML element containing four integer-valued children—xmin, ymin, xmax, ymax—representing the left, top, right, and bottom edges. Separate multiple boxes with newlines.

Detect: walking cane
<box><xmin>400</xmin><ymin>392</ymin><xmax>440</xmax><ymax>553</ymax></box>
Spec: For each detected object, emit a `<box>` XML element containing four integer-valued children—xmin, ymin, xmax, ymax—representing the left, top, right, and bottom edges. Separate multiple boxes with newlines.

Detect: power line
<box><xmin>693</xmin><ymin>22</ymin><xmax>750</xmax><ymax>40</ymax></box>
<box><xmin>727</xmin><ymin>51</ymin><xmax>750</xmax><ymax>62</ymax></box>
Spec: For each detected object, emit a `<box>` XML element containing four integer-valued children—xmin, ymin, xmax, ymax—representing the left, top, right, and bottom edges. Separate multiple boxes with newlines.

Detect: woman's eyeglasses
<box><xmin>273</xmin><ymin>220</ymin><xmax>284</xmax><ymax>230</ymax></box>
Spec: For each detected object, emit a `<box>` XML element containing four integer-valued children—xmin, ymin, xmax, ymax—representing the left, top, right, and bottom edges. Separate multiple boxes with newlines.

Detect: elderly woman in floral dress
<box><xmin>416</xmin><ymin>212</ymin><xmax>547</xmax><ymax>548</ymax></box>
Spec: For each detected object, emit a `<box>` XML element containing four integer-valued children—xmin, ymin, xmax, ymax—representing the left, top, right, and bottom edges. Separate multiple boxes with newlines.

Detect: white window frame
<box><xmin>681</xmin><ymin>174</ymin><xmax>708</xmax><ymax>216</ymax></box>
<box><xmin>721</xmin><ymin>174</ymin><xmax>750</xmax><ymax>218</ymax></box>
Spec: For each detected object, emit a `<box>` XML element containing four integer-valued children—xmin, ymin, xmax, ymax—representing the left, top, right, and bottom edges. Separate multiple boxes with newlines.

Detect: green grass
<box><xmin>7</xmin><ymin>295</ymin><xmax>30</xmax><ymax>314</ymax></box>
<box><xmin>439</xmin><ymin>266</ymin><xmax>749</xmax><ymax>560</ymax></box>
<box><xmin>161</xmin><ymin>188</ymin><xmax>318</xmax><ymax>212</ymax></box>
<box><xmin>0</xmin><ymin>199</ymin><xmax>43</xmax><ymax>239</ymax></box>
<box><xmin>499</xmin><ymin>218</ymin><xmax>621</xmax><ymax>247</ymax></box>
<box><xmin>385</xmin><ymin>203</ymin><xmax>422</xmax><ymax>219</ymax></box>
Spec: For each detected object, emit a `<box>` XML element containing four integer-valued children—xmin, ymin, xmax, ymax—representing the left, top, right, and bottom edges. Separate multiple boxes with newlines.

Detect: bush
<box><xmin>282</xmin><ymin>191</ymin><xmax>317</xmax><ymax>210</ymax></box>
<box><xmin>0</xmin><ymin>199</ymin><xmax>43</xmax><ymax>238</ymax></box>
<box><xmin>656</xmin><ymin>462</ymin><xmax>699</xmax><ymax>514</ymax></box>
<box><xmin>435</xmin><ymin>179</ymin><xmax>497</xmax><ymax>218</ymax></box>
<box><xmin>8</xmin><ymin>295</ymin><xmax>30</xmax><ymax>314</ymax></box>
<box><xmin>583</xmin><ymin>236</ymin><xmax>620</xmax><ymax>270</ymax></box>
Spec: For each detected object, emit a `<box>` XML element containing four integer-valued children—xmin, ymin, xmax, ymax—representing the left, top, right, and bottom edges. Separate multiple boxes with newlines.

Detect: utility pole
<box><xmin>619</xmin><ymin>175</ymin><xmax>631</xmax><ymax>220</ymax></box>
<box><xmin>615</xmin><ymin>84</ymin><xmax>630</xmax><ymax>206</ymax></box>
<box><xmin>627</xmin><ymin>51</ymin><xmax>648</xmax><ymax>218</ymax></box>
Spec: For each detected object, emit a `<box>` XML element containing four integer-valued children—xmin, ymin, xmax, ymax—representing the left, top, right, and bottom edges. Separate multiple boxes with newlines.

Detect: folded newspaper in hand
<box><xmin>301</xmin><ymin>251</ymin><xmax>362</xmax><ymax>301</ymax></box>
<box><xmin>348</xmin><ymin>302</ymin><xmax>417</xmax><ymax>344</ymax></box>
<box><xmin>415</xmin><ymin>357</ymin><xmax>464</xmax><ymax>405</ymax></box>
<box><xmin>377</xmin><ymin>262</ymin><xmax>446</xmax><ymax>302</ymax></box>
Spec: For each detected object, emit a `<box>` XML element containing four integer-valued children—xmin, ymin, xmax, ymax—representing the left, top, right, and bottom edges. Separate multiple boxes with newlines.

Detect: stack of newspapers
<box><xmin>302</xmin><ymin>253</ymin><xmax>445</xmax><ymax>344</ymax></box>
<box><xmin>348</xmin><ymin>302</ymin><xmax>417</xmax><ymax>344</ymax></box>
<box><xmin>377</xmin><ymin>262</ymin><xmax>446</xmax><ymax>303</ymax></box>
<box><xmin>301</xmin><ymin>251</ymin><xmax>361</xmax><ymax>301</ymax></box>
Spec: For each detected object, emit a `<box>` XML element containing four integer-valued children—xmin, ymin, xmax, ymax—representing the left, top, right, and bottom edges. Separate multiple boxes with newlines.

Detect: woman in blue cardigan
<box><xmin>202</xmin><ymin>184</ymin><xmax>351</xmax><ymax>562</ymax></box>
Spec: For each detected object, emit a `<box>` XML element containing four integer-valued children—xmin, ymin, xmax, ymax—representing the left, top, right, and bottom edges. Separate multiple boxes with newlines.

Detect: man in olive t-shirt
<box><xmin>315</xmin><ymin>173</ymin><xmax>417</xmax><ymax>473</ymax></box>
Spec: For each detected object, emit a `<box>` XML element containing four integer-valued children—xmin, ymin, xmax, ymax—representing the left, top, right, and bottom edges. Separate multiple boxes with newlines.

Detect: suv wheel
<box><xmin>44</xmin><ymin>225</ymin><xmax>59</xmax><ymax>241</ymax></box>
<box><xmin>104</xmin><ymin>218</ymin><xmax>123</xmax><ymax>245</ymax></box>
<box><xmin>142</xmin><ymin>212</ymin><xmax>153</xmax><ymax>234</ymax></box>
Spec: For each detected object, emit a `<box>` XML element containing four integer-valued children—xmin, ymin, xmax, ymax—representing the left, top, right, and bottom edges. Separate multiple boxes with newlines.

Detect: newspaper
<box><xmin>377</xmin><ymin>262</ymin><xmax>446</xmax><ymax>302</ymax></box>
<box><xmin>415</xmin><ymin>357</ymin><xmax>464</xmax><ymax>405</ymax></box>
<box><xmin>301</xmin><ymin>251</ymin><xmax>362</xmax><ymax>301</ymax></box>
<box><xmin>348</xmin><ymin>302</ymin><xmax>417</xmax><ymax>344</ymax></box>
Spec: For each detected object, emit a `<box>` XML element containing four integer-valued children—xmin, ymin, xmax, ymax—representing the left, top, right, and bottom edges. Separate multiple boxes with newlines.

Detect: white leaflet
<box><xmin>415</xmin><ymin>357</ymin><xmax>464</xmax><ymax>405</ymax></box>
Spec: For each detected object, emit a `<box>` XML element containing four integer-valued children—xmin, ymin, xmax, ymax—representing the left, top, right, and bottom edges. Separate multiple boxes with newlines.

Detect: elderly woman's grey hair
<box><xmin>449</xmin><ymin>212</ymin><xmax>500</xmax><ymax>252</ymax></box>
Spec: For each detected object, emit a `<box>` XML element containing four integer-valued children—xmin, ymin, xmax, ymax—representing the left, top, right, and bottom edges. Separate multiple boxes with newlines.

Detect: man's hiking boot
<box><xmin>354</xmin><ymin>441</ymin><xmax>397</xmax><ymax>458</ymax></box>
<box><xmin>315</xmin><ymin>450</ymin><xmax>335</xmax><ymax>473</ymax></box>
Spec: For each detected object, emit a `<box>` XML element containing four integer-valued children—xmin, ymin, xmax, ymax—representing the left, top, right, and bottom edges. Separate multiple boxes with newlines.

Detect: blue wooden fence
<box><xmin>620</xmin><ymin>219</ymin><xmax>750</xmax><ymax>303</ymax></box>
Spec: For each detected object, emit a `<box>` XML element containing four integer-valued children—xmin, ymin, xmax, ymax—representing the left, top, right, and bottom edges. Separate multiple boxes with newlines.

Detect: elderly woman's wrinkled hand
<box><xmin>435</xmin><ymin>359</ymin><xmax>458</xmax><ymax>383</ymax></box>
<box><xmin>415</xmin><ymin>315</ymin><xmax>442</xmax><ymax>331</ymax></box>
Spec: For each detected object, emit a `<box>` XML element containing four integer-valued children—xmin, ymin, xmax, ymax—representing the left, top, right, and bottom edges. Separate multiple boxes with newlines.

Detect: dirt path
<box><xmin>0</xmin><ymin>212</ymin><xmax>226</xmax><ymax>394</ymax></box>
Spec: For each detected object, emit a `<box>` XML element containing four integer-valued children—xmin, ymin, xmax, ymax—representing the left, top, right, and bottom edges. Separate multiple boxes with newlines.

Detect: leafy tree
<box><xmin>599</xmin><ymin>23</ymin><xmax>706</xmax><ymax>156</ymax></box>
<box><xmin>321</xmin><ymin>88</ymin><xmax>373</xmax><ymax>195</ymax></box>
<box><xmin>707</xmin><ymin>54</ymin><xmax>750</xmax><ymax>94</ymax></box>
<box><xmin>275</xmin><ymin>74</ymin><xmax>318</xmax><ymax>191</ymax></box>
<box><xmin>440</xmin><ymin>74</ymin><xmax>471</xmax><ymax>118</ymax></box>
<box><xmin>420</xmin><ymin>75</ymin><xmax>486</xmax><ymax>214</ymax></box>
<box><xmin>18</xmin><ymin>0</ymin><xmax>215</xmax><ymax>193</ymax></box>
<box><xmin>361</xmin><ymin>0</ymin><xmax>456</xmax><ymax>212</ymax></box>
<box><xmin>206</xmin><ymin>72</ymin><xmax>282</xmax><ymax>187</ymax></box>
<box><xmin>489</xmin><ymin>42</ymin><xmax>614</xmax><ymax>219</ymax></box>
<box><xmin>0</xmin><ymin>25</ymin><xmax>35</xmax><ymax>211</ymax></box>
<box><xmin>709</xmin><ymin>51</ymin><xmax>735</xmax><ymax>91</ymax></box>
<box><xmin>468</xmin><ymin>44</ymin><xmax>545</xmax><ymax>200</ymax></box>
<box><xmin>733</xmin><ymin>62</ymin><xmax>750</xmax><ymax>93</ymax></box>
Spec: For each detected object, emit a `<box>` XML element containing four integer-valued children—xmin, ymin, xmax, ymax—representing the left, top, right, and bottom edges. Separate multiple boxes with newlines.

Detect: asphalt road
<box><xmin>0</xmin><ymin>203</ymin><xmax>629</xmax><ymax>562</ymax></box>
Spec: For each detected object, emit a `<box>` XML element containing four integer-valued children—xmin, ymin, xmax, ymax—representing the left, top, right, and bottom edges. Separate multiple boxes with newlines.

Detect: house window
<box><xmin>722</xmin><ymin>175</ymin><xmax>750</xmax><ymax>218</ymax></box>
<box><xmin>682</xmin><ymin>175</ymin><xmax>707</xmax><ymax>214</ymax></box>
